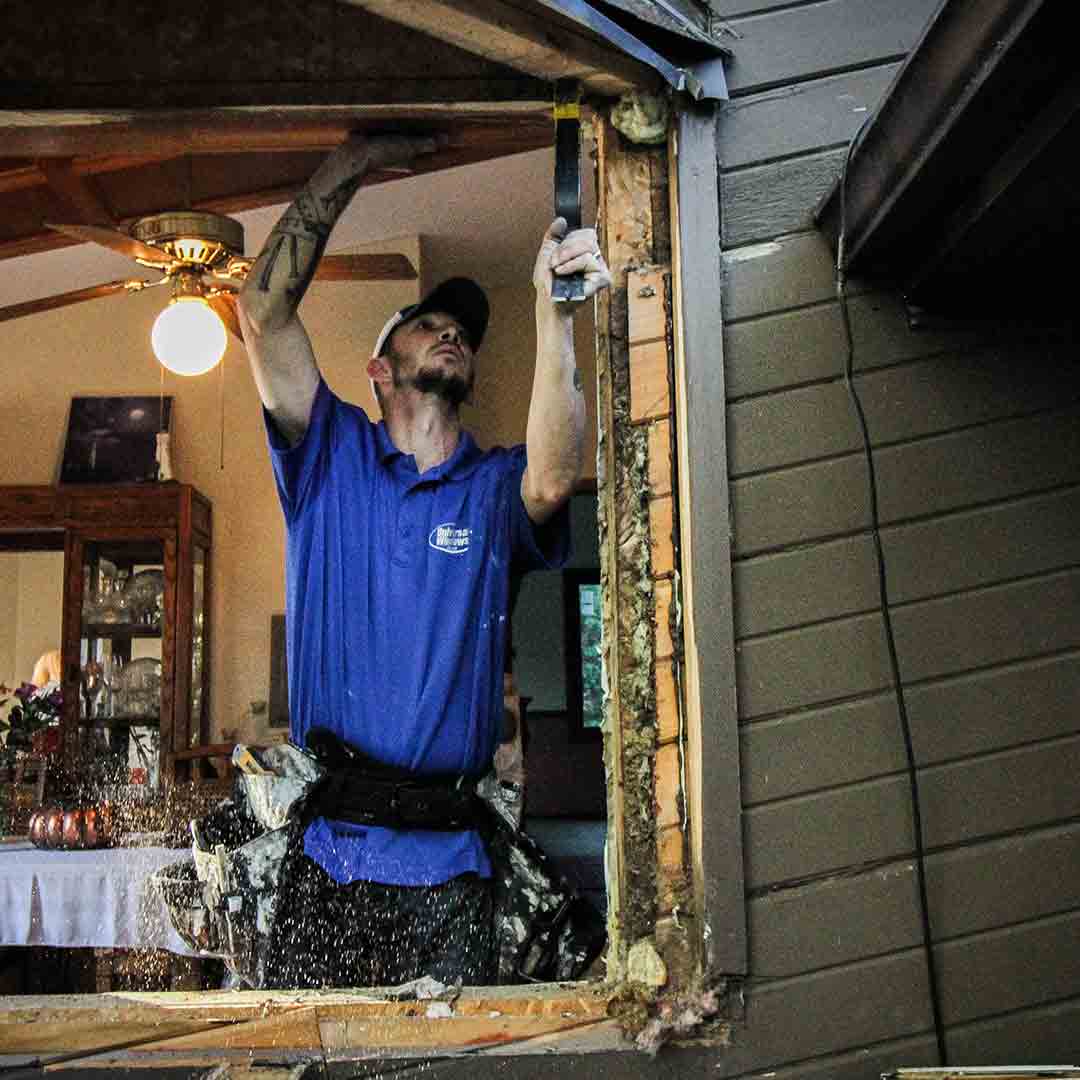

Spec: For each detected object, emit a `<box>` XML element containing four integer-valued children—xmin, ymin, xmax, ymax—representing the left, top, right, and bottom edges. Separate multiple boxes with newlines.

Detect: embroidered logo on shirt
<box><xmin>429</xmin><ymin>522</ymin><xmax>472</xmax><ymax>555</ymax></box>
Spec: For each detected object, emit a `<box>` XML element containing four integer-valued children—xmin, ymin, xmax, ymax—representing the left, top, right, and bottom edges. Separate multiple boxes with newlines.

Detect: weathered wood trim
<box><xmin>342</xmin><ymin>0</ymin><xmax>662</xmax><ymax>96</ymax></box>
<box><xmin>669</xmin><ymin>105</ymin><xmax>746</xmax><ymax>975</ymax></box>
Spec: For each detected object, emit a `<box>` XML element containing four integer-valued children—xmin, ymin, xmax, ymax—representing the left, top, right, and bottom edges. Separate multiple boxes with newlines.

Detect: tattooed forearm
<box><xmin>254</xmin><ymin>183</ymin><xmax>340</xmax><ymax>296</ymax></box>
<box><xmin>319</xmin><ymin>174</ymin><xmax>366</xmax><ymax>224</ymax></box>
<box><xmin>243</xmin><ymin>137</ymin><xmax>397</xmax><ymax>314</ymax></box>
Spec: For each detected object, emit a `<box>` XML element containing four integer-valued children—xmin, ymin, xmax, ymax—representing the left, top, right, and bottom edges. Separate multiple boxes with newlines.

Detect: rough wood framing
<box><xmin>593</xmin><ymin>109</ymin><xmax>675</xmax><ymax>980</ymax></box>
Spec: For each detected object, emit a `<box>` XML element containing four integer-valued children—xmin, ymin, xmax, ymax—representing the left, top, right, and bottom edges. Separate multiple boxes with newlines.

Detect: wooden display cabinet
<box><xmin>0</xmin><ymin>484</ymin><xmax>211</xmax><ymax>783</ymax></box>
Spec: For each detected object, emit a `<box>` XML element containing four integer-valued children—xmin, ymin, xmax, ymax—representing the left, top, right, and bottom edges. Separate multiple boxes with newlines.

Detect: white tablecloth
<box><xmin>0</xmin><ymin>842</ymin><xmax>192</xmax><ymax>954</ymax></box>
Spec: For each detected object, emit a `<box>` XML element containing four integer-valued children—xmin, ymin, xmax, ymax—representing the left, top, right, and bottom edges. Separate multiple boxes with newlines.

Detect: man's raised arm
<box><xmin>238</xmin><ymin>135</ymin><xmax>438</xmax><ymax>445</ymax></box>
<box><xmin>523</xmin><ymin>218</ymin><xmax>612</xmax><ymax>523</ymax></box>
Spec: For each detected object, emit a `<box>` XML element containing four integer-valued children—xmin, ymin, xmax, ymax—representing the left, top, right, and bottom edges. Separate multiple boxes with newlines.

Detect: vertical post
<box><xmin>668</xmin><ymin>104</ymin><xmax>746</xmax><ymax>976</ymax></box>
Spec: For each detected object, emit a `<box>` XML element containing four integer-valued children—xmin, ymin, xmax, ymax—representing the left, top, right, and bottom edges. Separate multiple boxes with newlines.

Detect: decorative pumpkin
<box><xmin>28</xmin><ymin>802</ymin><xmax>115</xmax><ymax>849</ymax></box>
<box><xmin>61</xmin><ymin>809</ymin><xmax>84</xmax><ymax>849</ymax></box>
<box><xmin>28</xmin><ymin>810</ymin><xmax>47</xmax><ymax>847</ymax></box>
<box><xmin>83</xmin><ymin>804</ymin><xmax>113</xmax><ymax>848</ymax></box>
<box><xmin>43</xmin><ymin>807</ymin><xmax>64</xmax><ymax>848</ymax></box>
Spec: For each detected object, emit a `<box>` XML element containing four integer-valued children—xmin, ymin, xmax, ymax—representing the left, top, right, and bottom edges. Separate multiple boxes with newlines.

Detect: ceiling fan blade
<box><xmin>44</xmin><ymin>222</ymin><xmax>172</xmax><ymax>266</ymax></box>
<box><xmin>315</xmin><ymin>253</ymin><xmax>417</xmax><ymax>282</ymax></box>
<box><xmin>0</xmin><ymin>280</ymin><xmax>134</xmax><ymax>324</ymax></box>
<box><xmin>206</xmin><ymin>292</ymin><xmax>243</xmax><ymax>342</ymax></box>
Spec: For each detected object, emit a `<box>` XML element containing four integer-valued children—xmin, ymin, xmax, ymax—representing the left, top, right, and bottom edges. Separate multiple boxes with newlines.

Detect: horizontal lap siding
<box><xmin>713</xmin><ymin>0</ymin><xmax>1080</xmax><ymax>1073</ymax></box>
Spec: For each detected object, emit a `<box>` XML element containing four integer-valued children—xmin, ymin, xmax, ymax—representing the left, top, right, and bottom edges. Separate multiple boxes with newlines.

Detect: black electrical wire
<box><xmin>835</xmin><ymin>121</ymin><xmax>949</xmax><ymax>1068</ymax></box>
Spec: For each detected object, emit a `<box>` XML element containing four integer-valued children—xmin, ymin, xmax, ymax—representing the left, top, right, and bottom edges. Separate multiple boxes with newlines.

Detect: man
<box><xmin>237</xmin><ymin>133</ymin><xmax>611</xmax><ymax>989</ymax></box>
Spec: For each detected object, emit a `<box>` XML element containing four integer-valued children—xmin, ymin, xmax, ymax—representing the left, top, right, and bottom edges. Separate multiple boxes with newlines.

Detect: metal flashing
<box><xmin>533</xmin><ymin>0</ymin><xmax>728</xmax><ymax>100</ymax></box>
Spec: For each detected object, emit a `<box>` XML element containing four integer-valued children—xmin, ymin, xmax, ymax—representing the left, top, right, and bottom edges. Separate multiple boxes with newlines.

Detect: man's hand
<box><xmin>533</xmin><ymin>218</ymin><xmax>612</xmax><ymax>305</ymax></box>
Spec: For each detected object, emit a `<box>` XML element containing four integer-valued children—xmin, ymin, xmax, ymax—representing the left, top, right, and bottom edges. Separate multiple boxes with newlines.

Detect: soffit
<box><xmin>817</xmin><ymin>0</ymin><xmax>1080</xmax><ymax>323</ymax></box>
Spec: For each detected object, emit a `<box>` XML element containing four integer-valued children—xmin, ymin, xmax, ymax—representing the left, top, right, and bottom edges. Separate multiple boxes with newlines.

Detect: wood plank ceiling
<box><xmin>0</xmin><ymin>0</ymin><xmax>657</xmax><ymax>270</ymax></box>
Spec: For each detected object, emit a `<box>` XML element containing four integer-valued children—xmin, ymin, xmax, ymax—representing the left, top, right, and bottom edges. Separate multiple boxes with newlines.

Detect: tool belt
<box><xmin>305</xmin><ymin>727</ymin><xmax>482</xmax><ymax>831</ymax></box>
<box><xmin>153</xmin><ymin>734</ymin><xmax>606</xmax><ymax>989</ymax></box>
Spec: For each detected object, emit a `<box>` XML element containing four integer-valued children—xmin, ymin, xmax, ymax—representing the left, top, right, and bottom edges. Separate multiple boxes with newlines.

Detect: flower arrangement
<box><xmin>0</xmin><ymin>680</ymin><xmax>63</xmax><ymax>757</ymax></box>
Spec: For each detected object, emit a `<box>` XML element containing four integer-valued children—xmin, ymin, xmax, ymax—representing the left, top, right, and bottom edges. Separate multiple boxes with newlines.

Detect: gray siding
<box><xmin>715</xmin><ymin>0</ymin><xmax>1080</xmax><ymax>1074</ymax></box>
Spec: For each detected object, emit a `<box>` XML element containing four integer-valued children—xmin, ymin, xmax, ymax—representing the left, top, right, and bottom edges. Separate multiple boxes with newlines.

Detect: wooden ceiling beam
<box><xmin>0</xmin><ymin>155</ymin><xmax>181</xmax><ymax>197</ymax></box>
<box><xmin>36</xmin><ymin>159</ymin><xmax>116</xmax><ymax>225</ymax></box>
<box><xmin>341</xmin><ymin>0</ymin><xmax>661</xmax><ymax>96</ymax></box>
<box><xmin>0</xmin><ymin>104</ymin><xmax>550</xmax><ymax>160</ymax></box>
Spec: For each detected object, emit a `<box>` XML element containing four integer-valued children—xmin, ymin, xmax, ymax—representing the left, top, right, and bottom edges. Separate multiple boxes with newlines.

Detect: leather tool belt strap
<box><xmin>305</xmin><ymin>727</ymin><xmax>482</xmax><ymax>832</ymax></box>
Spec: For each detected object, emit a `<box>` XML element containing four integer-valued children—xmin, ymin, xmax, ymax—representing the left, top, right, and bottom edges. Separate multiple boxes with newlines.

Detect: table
<box><xmin>0</xmin><ymin>841</ymin><xmax>192</xmax><ymax>954</ymax></box>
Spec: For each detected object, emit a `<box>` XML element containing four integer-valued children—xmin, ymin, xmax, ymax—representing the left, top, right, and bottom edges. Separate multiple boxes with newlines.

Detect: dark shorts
<box><xmin>262</xmin><ymin>828</ymin><xmax>495</xmax><ymax>990</ymax></box>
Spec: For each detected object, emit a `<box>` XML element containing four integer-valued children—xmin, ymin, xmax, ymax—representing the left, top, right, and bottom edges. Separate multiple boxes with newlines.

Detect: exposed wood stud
<box><xmin>647</xmin><ymin>418</ymin><xmax>673</xmax><ymax>496</ymax></box>
<box><xmin>654</xmin><ymin>576</ymin><xmax>675</xmax><ymax>660</ymax></box>
<box><xmin>648</xmin><ymin>494</ymin><xmax>675</xmax><ymax>576</ymax></box>
<box><xmin>655</xmin><ymin>658</ymin><xmax>679</xmax><ymax>743</ymax></box>
<box><xmin>596</xmin><ymin>109</ymin><xmax>673</xmax><ymax>975</ymax></box>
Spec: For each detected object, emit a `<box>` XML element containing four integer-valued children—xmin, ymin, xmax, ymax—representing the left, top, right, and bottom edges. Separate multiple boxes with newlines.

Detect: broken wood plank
<box><xmin>0</xmin><ymin>985</ymin><xmax>614</xmax><ymax>1059</ymax></box>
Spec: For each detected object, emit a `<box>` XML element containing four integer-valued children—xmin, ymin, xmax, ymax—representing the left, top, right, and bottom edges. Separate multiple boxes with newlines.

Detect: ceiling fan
<box><xmin>0</xmin><ymin>210</ymin><xmax>417</xmax><ymax>374</ymax></box>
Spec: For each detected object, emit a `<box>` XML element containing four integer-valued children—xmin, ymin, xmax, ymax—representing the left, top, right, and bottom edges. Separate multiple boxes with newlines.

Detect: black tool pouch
<box><xmin>305</xmin><ymin>727</ymin><xmax>483</xmax><ymax>831</ymax></box>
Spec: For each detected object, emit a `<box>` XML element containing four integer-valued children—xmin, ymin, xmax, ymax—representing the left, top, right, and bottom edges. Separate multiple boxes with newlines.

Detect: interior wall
<box><xmin>0</xmin><ymin>235</ymin><xmax>598</xmax><ymax>743</ymax></box>
<box><xmin>0</xmin><ymin>557</ymin><xmax>18</xmax><ymax>688</ymax></box>
<box><xmin>0</xmin><ymin>238</ymin><xmax>418</xmax><ymax>742</ymax></box>
<box><xmin>13</xmin><ymin>552</ymin><xmax>64</xmax><ymax>687</ymax></box>
<box><xmin>461</xmin><ymin>284</ymin><xmax>598</xmax><ymax>472</ymax></box>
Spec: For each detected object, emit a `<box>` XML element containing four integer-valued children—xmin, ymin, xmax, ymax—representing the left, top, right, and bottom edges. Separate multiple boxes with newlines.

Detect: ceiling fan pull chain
<box><xmin>219</xmin><ymin>349</ymin><xmax>227</xmax><ymax>472</ymax></box>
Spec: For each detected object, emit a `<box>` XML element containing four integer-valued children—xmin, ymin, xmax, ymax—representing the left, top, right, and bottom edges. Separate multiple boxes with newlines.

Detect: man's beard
<box><xmin>393</xmin><ymin>364</ymin><xmax>473</xmax><ymax>408</ymax></box>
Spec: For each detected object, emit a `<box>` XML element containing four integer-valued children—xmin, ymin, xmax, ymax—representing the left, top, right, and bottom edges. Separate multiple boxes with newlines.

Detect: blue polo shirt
<box><xmin>265</xmin><ymin>378</ymin><xmax>569</xmax><ymax>886</ymax></box>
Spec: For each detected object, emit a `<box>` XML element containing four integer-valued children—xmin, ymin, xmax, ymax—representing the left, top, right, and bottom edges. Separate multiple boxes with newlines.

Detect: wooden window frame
<box><xmin>0</xmin><ymin>101</ymin><xmax>745</xmax><ymax>1069</ymax></box>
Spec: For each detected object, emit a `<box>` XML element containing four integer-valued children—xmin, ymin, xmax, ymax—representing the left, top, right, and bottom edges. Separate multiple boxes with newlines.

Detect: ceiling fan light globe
<box><xmin>151</xmin><ymin>297</ymin><xmax>227</xmax><ymax>376</ymax></box>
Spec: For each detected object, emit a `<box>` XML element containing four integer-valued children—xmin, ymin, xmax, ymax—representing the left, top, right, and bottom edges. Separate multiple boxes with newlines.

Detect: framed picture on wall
<box><xmin>563</xmin><ymin>568</ymin><xmax>603</xmax><ymax>737</ymax></box>
<box><xmin>59</xmin><ymin>396</ymin><xmax>173</xmax><ymax>484</ymax></box>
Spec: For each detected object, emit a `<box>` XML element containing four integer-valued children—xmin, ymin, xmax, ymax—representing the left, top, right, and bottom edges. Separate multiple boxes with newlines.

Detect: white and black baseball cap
<box><xmin>372</xmin><ymin>277</ymin><xmax>489</xmax><ymax>357</ymax></box>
